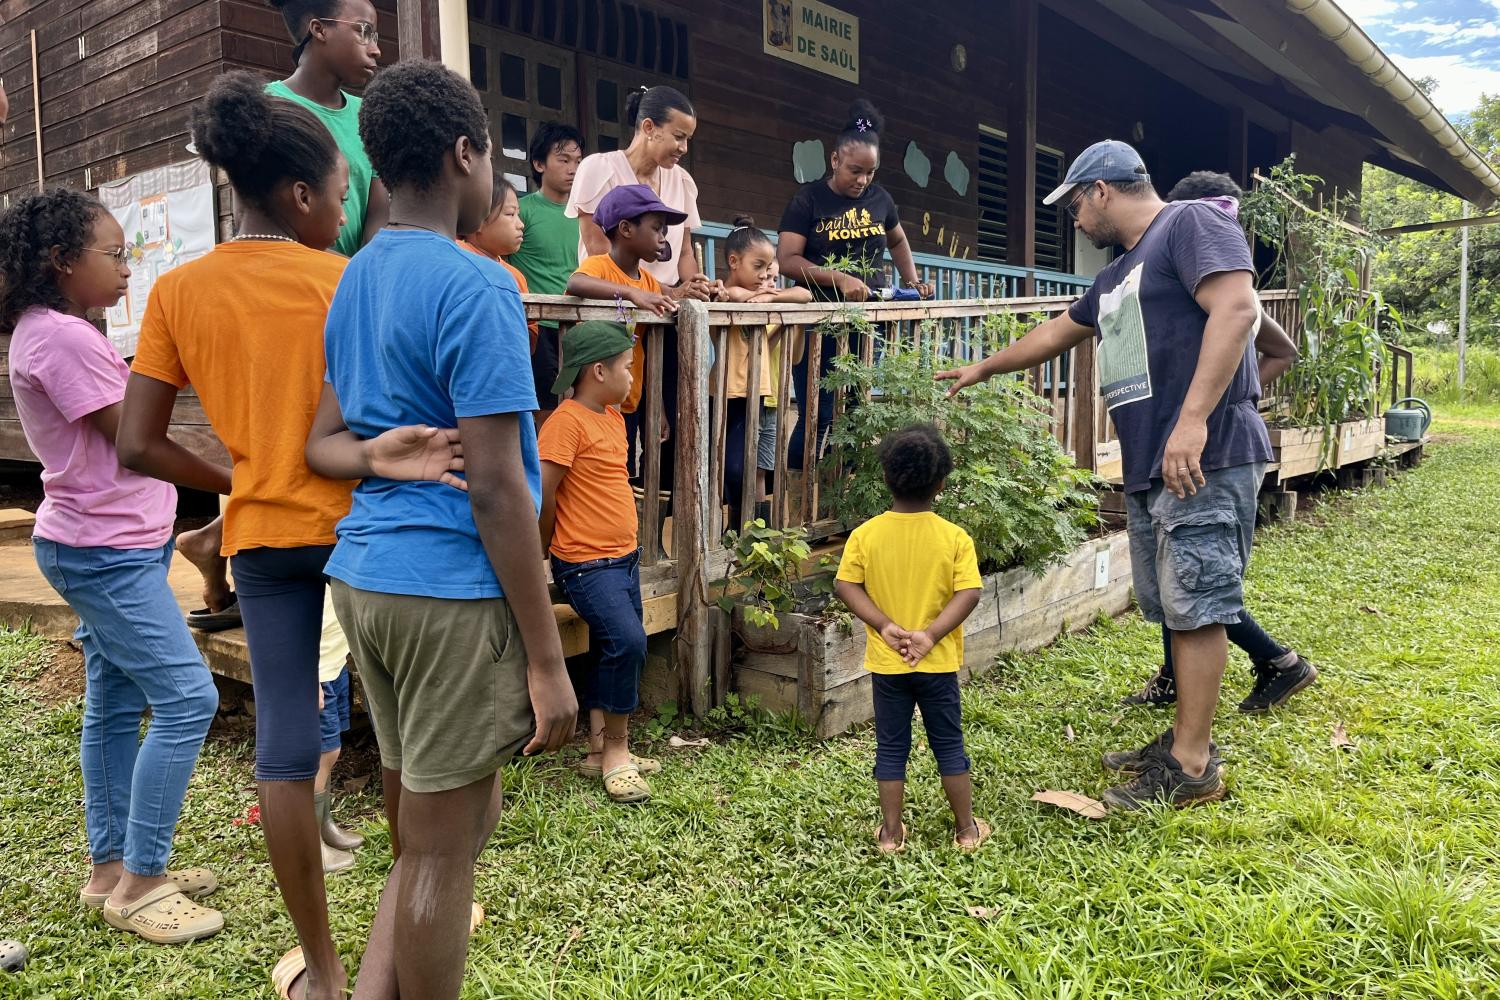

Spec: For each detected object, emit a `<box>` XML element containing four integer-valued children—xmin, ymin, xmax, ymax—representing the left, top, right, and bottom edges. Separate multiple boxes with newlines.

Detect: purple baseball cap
<box><xmin>595</xmin><ymin>183</ymin><xmax>689</xmax><ymax>248</ymax></box>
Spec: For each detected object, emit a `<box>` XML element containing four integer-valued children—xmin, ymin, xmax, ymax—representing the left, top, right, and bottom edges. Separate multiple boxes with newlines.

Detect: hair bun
<box><xmin>844</xmin><ymin>98</ymin><xmax>884</xmax><ymax>136</ymax></box>
<box><xmin>732</xmin><ymin>213</ymin><xmax>756</xmax><ymax>229</ymax></box>
<box><xmin>191</xmin><ymin>71</ymin><xmax>275</xmax><ymax>170</ymax></box>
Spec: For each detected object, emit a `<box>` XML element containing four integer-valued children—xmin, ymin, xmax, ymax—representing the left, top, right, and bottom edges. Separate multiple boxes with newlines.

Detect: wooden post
<box><xmin>30</xmin><ymin>30</ymin><xmax>44</xmax><ymax>188</ymax></box>
<box><xmin>1006</xmin><ymin>0</ymin><xmax>1038</xmax><ymax>297</ymax></box>
<box><xmin>1227</xmin><ymin>106</ymin><xmax>1248</xmax><ymax>187</ymax></box>
<box><xmin>671</xmin><ymin>300</ymin><xmax>715</xmax><ymax>717</ymax></box>
<box><xmin>1071</xmin><ymin>337</ymin><xmax>1098</xmax><ymax>471</ymax></box>
<box><xmin>397</xmin><ymin>0</ymin><xmax>442</xmax><ymax>60</ymax></box>
<box><xmin>640</xmin><ymin>326</ymin><xmax>663</xmax><ymax>564</ymax></box>
<box><xmin>739</xmin><ymin>326</ymin><xmax>765</xmax><ymax>525</ymax></box>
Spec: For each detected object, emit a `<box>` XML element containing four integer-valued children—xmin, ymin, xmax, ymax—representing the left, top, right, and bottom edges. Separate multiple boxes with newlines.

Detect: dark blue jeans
<box><xmin>871</xmin><ymin>671</ymin><xmax>971</xmax><ymax>781</ymax></box>
<box><xmin>232</xmin><ymin>544</ymin><xmax>334</xmax><ymax>782</ymax></box>
<box><xmin>1160</xmin><ymin>612</ymin><xmax>1287</xmax><ymax>681</ymax></box>
<box><xmin>552</xmin><ymin>550</ymin><xmax>647</xmax><ymax>714</ymax></box>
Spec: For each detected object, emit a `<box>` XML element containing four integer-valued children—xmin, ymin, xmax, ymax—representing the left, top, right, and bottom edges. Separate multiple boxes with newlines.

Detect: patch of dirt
<box><xmin>1425</xmin><ymin>432</ymin><xmax>1468</xmax><ymax>445</ymax></box>
<box><xmin>30</xmin><ymin>640</ymin><xmax>86</xmax><ymax>706</ymax></box>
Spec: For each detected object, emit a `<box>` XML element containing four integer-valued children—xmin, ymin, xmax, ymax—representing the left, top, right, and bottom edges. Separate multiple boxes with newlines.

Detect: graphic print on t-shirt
<box><xmin>815</xmin><ymin>206</ymin><xmax>883</xmax><ymax>248</ymax></box>
<box><xmin>1096</xmin><ymin>262</ymin><xmax>1152</xmax><ymax>411</ymax></box>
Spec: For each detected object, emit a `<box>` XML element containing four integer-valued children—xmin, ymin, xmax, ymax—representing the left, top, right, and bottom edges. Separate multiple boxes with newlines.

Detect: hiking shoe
<box><xmin>1101</xmin><ymin>729</ymin><xmax>1218</xmax><ymax>774</ymax></box>
<box><xmin>1101</xmin><ymin>751</ymin><xmax>1227</xmax><ymax>811</ymax></box>
<box><xmin>1239</xmin><ymin>655</ymin><xmax>1319</xmax><ymax>714</ymax></box>
<box><xmin>1119</xmin><ymin>671</ymin><xmax>1177</xmax><ymax>707</ymax></box>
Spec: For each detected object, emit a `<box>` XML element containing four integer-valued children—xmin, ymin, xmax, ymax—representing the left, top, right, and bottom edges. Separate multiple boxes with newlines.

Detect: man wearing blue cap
<box><xmin>938</xmin><ymin>139</ymin><xmax>1270</xmax><ymax>810</ymax></box>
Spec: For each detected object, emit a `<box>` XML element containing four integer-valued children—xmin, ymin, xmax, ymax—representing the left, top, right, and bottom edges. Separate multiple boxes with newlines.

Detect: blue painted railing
<box><xmin>692</xmin><ymin>221</ymin><xmax>1092</xmax><ymax>300</ymax></box>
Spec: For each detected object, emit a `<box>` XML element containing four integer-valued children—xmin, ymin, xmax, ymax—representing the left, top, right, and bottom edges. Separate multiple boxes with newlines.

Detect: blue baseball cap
<box><xmin>1043</xmin><ymin>140</ymin><xmax>1151</xmax><ymax>205</ymax></box>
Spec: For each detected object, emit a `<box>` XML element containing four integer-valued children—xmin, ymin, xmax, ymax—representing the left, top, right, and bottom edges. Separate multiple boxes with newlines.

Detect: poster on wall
<box><xmin>764</xmin><ymin>0</ymin><xmax>859</xmax><ymax>84</ymax></box>
<box><xmin>96</xmin><ymin>159</ymin><xmax>216</xmax><ymax>357</ymax></box>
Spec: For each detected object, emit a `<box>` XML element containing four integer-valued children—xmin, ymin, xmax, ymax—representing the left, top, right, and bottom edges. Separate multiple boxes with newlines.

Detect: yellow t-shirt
<box><xmin>836</xmin><ymin>511</ymin><xmax>982</xmax><ymax>674</ymax></box>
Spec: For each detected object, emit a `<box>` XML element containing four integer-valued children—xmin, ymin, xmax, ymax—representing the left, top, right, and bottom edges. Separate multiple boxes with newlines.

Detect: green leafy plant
<box><xmin>821</xmin><ymin>318</ymin><xmax>1099</xmax><ymax>576</ymax></box>
<box><xmin>1243</xmin><ymin>156</ymin><xmax>1391</xmax><ymax>453</ymax></box>
<box><xmin>716</xmin><ymin>520</ymin><xmax>824</xmax><ymax>629</ymax></box>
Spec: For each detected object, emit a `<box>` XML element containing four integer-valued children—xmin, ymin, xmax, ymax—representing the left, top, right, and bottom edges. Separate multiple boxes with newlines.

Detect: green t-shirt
<box><xmin>507</xmin><ymin>191</ymin><xmax>579</xmax><ymax>304</ymax></box>
<box><xmin>264</xmin><ymin>80</ymin><xmax>374</xmax><ymax>258</ymax></box>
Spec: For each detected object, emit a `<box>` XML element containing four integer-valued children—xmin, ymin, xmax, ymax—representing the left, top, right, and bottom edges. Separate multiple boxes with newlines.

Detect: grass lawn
<box><xmin>3</xmin><ymin>410</ymin><xmax>1500</xmax><ymax>999</ymax></box>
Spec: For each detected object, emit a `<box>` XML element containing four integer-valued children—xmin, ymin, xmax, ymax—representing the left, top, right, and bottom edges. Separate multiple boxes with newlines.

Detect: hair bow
<box><xmin>855</xmin><ymin>118</ymin><xmax>873</xmax><ymax>132</ymax></box>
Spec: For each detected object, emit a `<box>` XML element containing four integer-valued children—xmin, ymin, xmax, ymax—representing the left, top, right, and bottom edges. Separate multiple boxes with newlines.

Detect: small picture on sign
<box><xmin>768</xmin><ymin>0</ymin><xmax>793</xmax><ymax>51</ymax></box>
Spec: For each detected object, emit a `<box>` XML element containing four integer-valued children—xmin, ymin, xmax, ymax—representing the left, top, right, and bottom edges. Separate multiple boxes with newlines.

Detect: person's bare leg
<box><xmin>390</xmin><ymin>773</ymin><xmax>501</xmax><ymax>999</ymax></box>
<box><xmin>940</xmin><ymin>773</ymin><xmax>979</xmax><ymax>845</ymax></box>
<box><xmin>314</xmin><ymin>748</ymin><xmax>338</xmax><ymax>796</ymax></box>
<box><xmin>259</xmin><ymin>778</ymin><xmax>345</xmax><ymax>1000</ymax></box>
<box><xmin>350</xmin><ymin>768</ymin><xmax>404</xmax><ymax>1000</ymax></box>
<box><xmin>82</xmin><ymin>858</ymin><xmax>123</xmax><ymax>898</ymax></box>
<box><xmin>600</xmin><ymin>711</ymin><xmax>631</xmax><ymax>773</ymax></box>
<box><xmin>1170</xmin><ymin>624</ymin><xmax>1227</xmax><ymax>778</ymax></box>
<box><xmin>176</xmin><ymin>516</ymin><xmax>232</xmax><ymax>613</ymax></box>
<box><xmin>876</xmin><ymin>779</ymin><xmax>905</xmax><ymax>849</ymax></box>
<box><xmin>584</xmin><ymin>707</ymin><xmax>605</xmax><ymax>772</ymax></box>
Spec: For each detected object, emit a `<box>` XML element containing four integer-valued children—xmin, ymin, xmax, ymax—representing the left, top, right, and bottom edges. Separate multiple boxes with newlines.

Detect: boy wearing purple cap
<box><xmin>565</xmin><ymin>184</ymin><xmax>681</xmax><ymax>419</ymax></box>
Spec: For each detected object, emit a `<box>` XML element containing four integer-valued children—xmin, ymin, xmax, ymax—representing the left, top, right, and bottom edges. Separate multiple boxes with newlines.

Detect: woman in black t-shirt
<box><xmin>777</xmin><ymin>99</ymin><xmax>932</xmax><ymax>467</ymax></box>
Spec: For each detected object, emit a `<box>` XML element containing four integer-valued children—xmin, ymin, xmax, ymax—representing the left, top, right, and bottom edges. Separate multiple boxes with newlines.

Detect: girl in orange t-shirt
<box><xmin>116</xmin><ymin>73</ymin><xmax>463</xmax><ymax>998</ymax></box>
<box><xmin>460</xmin><ymin>172</ymin><xmax>539</xmax><ymax>353</ymax></box>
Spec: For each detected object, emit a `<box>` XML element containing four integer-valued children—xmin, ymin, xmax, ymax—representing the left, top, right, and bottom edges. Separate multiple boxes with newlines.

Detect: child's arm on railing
<box><xmin>566</xmin><ymin>272</ymin><xmax>678</xmax><ymax>317</ymax></box>
<box><xmin>902</xmin><ymin>588</ymin><xmax>982</xmax><ymax>666</ymax></box>
<box><xmin>834</xmin><ymin>579</ymin><xmax>911</xmax><ymax>655</ymax></box>
<box><xmin>538</xmin><ymin>461</ymin><xmax>568</xmax><ymax>557</ymax></box>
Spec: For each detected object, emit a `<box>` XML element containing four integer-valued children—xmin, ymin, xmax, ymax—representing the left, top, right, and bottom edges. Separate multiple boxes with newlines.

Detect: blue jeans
<box><xmin>551</xmin><ymin>550</ymin><xmax>646</xmax><ymax>714</ymax></box>
<box><xmin>871</xmin><ymin>671</ymin><xmax>971</xmax><ymax>781</ymax></box>
<box><xmin>319</xmin><ymin>669</ymin><xmax>351</xmax><ymax>754</ymax></box>
<box><xmin>34</xmin><ymin>538</ymin><xmax>217</xmax><ymax>877</ymax></box>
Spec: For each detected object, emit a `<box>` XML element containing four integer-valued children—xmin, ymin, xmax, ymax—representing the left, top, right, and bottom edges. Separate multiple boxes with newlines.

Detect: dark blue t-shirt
<box><xmin>1069</xmin><ymin>201</ymin><xmax>1272</xmax><ymax>493</ymax></box>
<box><xmin>323</xmin><ymin>229</ymin><xmax>541</xmax><ymax>599</ymax></box>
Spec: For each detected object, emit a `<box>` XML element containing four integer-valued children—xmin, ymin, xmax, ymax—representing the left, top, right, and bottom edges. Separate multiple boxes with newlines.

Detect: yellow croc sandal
<box><xmin>602</xmin><ymin>763</ymin><xmax>652</xmax><ymax>804</ymax></box>
<box><xmin>578</xmin><ymin>753</ymin><xmax>661</xmax><ymax>779</ymax></box>
<box><xmin>102</xmin><ymin>883</ymin><xmax>223</xmax><ymax>944</ymax></box>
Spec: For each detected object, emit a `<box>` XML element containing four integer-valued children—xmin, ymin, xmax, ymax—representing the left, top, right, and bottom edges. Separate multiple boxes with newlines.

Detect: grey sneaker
<box><xmin>1101</xmin><ymin>751</ymin><xmax>1227</xmax><ymax>811</ymax></box>
<box><xmin>1239</xmin><ymin>655</ymin><xmax>1319</xmax><ymax>713</ymax></box>
<box><xmin>1119</xmin><ymin>671</ymin><xmax>1177</xmax><ymax>707</ymax></box>
<box><xmin>1101</xmin><ymin>729</ymin><xmax>1219</xmax><ymax>774</ymax></box>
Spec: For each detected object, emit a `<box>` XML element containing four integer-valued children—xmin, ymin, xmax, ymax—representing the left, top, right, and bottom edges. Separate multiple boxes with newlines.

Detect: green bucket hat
<box><xmin>551</xmin><ymin>320</ymin><xmax>636</xmax><ymax>397</ymax></box>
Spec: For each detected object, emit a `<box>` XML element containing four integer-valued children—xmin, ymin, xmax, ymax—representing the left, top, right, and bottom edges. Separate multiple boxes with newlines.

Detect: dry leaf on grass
<box><xmin>966</xmin><ymin>906</ymin><xmax>1000</xmax><ymax>920</ymax></box>
<box><xmin>1330</xmin><ymin>722</ymin><xmax>1357</xmax><ymax>750</ymax></box>
<box><xmin>1359</xmin><ymin>605</ymin><xmax>1381</xmax><ymax>615</ymax></box>
<box><xmin>1064</xmin><ymin>724</ymin><xmax>1076</xmax><ymax>742</ymax></box>
<box><xmin>1031</xmin><ymin>790</ymin><xmax>1108</xmax><ymax>819</ymax></box>
<box><xmin>668</xmin><ymin>735</ymin><xmax>711</xmax><ymax>749</ymax></box>
<box><xmin>342</xmin><ymin>774</ymin><xmax>371</xmax><ymax>794</ymax></box>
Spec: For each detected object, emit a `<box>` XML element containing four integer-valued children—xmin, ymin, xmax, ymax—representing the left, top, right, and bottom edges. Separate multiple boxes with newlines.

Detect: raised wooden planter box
<box><xmin>1267</xmin><ymin>418</ymin><xmax>1383</xmax><ymax>481</ymax></box>
<box><xmin>1335</xmin><ymin>417</ymin><xmax>1384</xmax><ymax>466</ymax></box>
<box><xmin>732</xmin><ymin>530</ymin><xmax>1133</xmax><ymax>738</ymax></box>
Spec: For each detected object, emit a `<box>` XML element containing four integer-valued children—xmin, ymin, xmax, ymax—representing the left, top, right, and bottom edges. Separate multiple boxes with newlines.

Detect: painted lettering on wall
<box><xmin>764</xmin><ymin>0</ymin><xmax>860</xmax><ymax>84</ymax></box>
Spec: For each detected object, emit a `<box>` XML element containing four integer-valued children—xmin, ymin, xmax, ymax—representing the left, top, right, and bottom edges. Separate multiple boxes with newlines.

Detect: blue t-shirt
<box><xmin>1069</xmin><ymin>201</ymin><xmax>1272</xmax><ymax>493</ymax></box>
<box><xmin>323</xmin><ymin>229</ymin><xmax>540</xmax><ymax>599</ymax></box>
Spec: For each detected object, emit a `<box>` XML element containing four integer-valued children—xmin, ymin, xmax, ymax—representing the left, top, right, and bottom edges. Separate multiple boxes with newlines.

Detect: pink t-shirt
<box><xmin>9</xmin><ymin>307</ymin><xmax>176</xmax><ymax>549</ymax></box>
<box><xmin>566</xmin><ymin>150</ymin><xmax>702</xmax><ymax>286</ymax></box>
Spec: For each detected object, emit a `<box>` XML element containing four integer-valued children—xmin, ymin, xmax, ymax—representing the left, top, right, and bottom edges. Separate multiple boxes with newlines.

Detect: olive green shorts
<box><xmin>330</xmin><ymin>580</ymin><xmax>534</xmax><ymax>793</ymax></box>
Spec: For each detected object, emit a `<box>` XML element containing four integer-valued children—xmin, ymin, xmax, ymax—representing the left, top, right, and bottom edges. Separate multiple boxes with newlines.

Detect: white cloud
<box><xmin>1337</xmin><ymin>0</ymin><xmax>1406</xmax><ymax>20</ymax></box>
<box><xmin>1390</xmin><ymin>53</ymin><xmax>1500</xmax><ymax>114</ymax></box>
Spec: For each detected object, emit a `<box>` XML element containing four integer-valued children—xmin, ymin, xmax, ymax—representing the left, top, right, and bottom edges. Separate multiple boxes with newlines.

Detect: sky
<box><xmin>1337</xmin><ymin>0</ymin><xmax>1500</xmax><ymax>118</ymax></box>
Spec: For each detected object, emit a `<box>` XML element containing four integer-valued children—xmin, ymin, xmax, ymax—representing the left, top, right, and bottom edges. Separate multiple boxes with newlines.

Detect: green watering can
<box><xmin>1384</xmin><ymin>397</ymin><xmax>1431</xmax><ymax>442</ymax></box>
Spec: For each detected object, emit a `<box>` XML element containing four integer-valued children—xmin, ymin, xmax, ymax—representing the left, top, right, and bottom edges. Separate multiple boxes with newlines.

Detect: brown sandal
<box><xmin>874</xmin><ymin>822</ymin><xmax>908</xmax><ymax>854</ymax></box>
<box><xmin>953</xmin><ymin>818</ymin><xmax>992</xmax><ymax>853</ymax></box>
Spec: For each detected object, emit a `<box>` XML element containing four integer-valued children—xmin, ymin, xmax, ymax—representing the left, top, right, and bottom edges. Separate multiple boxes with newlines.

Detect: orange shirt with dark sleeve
<box><xmin>537</xmin><ymin>399</ymin><xmax>638</xmax><ymax>563</ymax></box>
<box><xmin>459</xmin><ymin>239</ymin><xmax>539</xmax><ymax>353</ymax></box>
<box><xmin>573</xmin><ymin>254</ymin><xmax>660</xmax><ymax>414</ymax></box>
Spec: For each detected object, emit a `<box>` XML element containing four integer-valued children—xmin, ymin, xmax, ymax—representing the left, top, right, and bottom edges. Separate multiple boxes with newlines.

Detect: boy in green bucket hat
<box><xmin>538</xmin><ymin>321</ymin><xmax>659</xmax><ymax>804</ymax></box>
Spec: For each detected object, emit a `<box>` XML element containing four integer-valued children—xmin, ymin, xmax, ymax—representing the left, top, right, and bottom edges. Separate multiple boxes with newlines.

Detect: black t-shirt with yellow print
<box><xmin>778</xmin><ymin>180</ymin><xmax>901</xmax><ymax>297</ymax></box>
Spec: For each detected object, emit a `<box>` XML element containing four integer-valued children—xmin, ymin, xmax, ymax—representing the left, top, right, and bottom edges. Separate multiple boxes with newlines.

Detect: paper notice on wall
<box><xmin>97</xmin><ymin>159</ymin><xmax>216</xmax><ymax>357</ymax></box>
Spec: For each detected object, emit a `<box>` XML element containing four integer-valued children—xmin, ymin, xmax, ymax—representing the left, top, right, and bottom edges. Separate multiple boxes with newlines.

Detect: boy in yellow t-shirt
<box><xmin>834</xmin><ymin>424</ymin><xmax>990</xmax><ymax>854</ymax></box>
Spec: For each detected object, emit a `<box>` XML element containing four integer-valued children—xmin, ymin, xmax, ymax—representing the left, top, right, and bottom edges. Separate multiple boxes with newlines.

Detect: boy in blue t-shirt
<box><xmin>306</xmin><ymin>59</ymin><xmax>576</xmax><ymax>997</ymax></box>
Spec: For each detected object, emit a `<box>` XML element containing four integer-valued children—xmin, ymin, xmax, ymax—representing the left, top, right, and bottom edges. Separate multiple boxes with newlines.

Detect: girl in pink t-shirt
<box><xmin>0</xmin><ymin>189</ymin><xmax>223</xmax><ymax>943</ymax></box>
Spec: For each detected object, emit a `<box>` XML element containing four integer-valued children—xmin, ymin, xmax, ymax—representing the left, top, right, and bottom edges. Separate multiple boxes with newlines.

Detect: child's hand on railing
<box><xmin>627</xmin><ymin>288</ymin><xmax>679</xmax><ymax>317</ymax></box>
<box><xmin>672</xmin><ymin>275</ymin><xmax>717</xmax><ymax>302</ymax></box>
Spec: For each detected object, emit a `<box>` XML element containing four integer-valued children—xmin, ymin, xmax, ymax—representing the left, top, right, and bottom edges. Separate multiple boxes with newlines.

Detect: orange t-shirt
<box><xmin>459</xmin><ymin>240</ymin><xmax>539</xmax><ymax>353</ymax></box>
<box><xmin>537</xmin><ymin>399</ymin><xmax>638</xmax><ymax>563</ymax></box>
<box><xmin>132</xmin><ymin>241</ymin><xmax>355</xmax><ymax>557</ymax></box>
<box><xmin>573</xmin><ymin>254</ymin><xmax>660</xmax><ymax>413</ymax></box>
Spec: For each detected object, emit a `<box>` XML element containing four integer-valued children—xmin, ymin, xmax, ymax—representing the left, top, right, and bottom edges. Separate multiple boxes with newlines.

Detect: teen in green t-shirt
<box><xmin>266</xmin><ymin>0</ymin><xmax>389</xmax><ymax>257</ymax></box>
<box><xmin>507</xmin><ymin>122</ymin><xmax>584</xmax><ymax>415</ymax></box>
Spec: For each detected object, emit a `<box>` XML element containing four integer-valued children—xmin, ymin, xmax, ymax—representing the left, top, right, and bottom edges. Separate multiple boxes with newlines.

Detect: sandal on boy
<box><xmin>80</xmin><ymin>866</ymin><xmax>218</xmax><ymax>909</ymax></box>
<box><xmin>271</xmin><ymin>946</ymin><xmax>306</xmax><ymax>1000</ymax></box>
<box><xmin>101</xmin><ymin>883</ymin><xmax>223</xmax><ymax>944</ymax></box>
<box><xmin>186</xmin><ymin>594</ymin><xmax>242</xmax><ymax>633</ymax></box>
<box><xmin>953</xmin><ymin>818</ymin><xmax>993</xmax><ymax>853</ymax></box>
<box><xmin>602</xmin><ymin>763</ymin><xmax>652</xmax><ymax>804</ymax></box>
<box><xmin>874</xmin><ymin>822</ymin><xmax>908</xmax><ymax>854</ymax></box>
<box><xmin>578</xmin><ymin>753</ymin><xmax>660</xmax><ymax>779</ymax></box>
